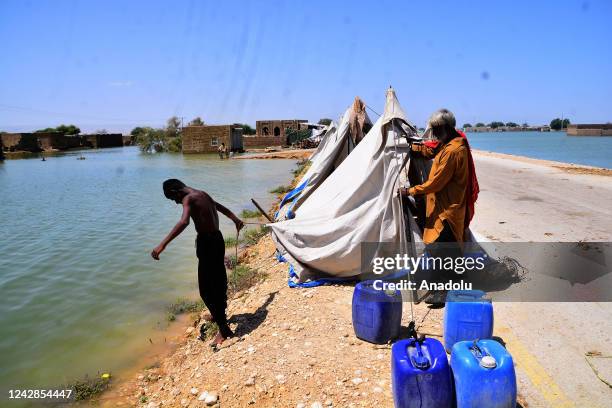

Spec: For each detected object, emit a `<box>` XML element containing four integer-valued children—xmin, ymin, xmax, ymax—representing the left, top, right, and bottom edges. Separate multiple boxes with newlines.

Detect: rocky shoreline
<box><xmin>101</xmin><ymin>231</ymin><xmax>441</xmax><ymax>408</ymax></box>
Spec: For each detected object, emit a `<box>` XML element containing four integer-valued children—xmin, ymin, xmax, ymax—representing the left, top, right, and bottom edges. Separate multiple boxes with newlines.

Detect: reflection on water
<box><xmin>0</xmin><ymin>147</ymin><xmax>296</xmax><ymax>391</ymax></box>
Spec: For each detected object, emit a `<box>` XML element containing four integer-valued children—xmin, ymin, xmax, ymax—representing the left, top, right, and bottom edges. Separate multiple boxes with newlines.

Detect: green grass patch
<box><xmin>240</xmin><ymin>209</ymin><xmax>261</xmax><ymax>218</ymax></box>
<box><xmin>229</xmin><ymin>264</ymin><xmax>263</xmax><ymax>295</ymax></box>
<box><xmin>292</xmin><ymin>159</ymin><xmax>311</xmax><ymax>176</ymax></box>
<box><xmin>68</xmin><ymin>374</ymin><xmax>112</xmax><ymax>401</ymax></box>
<box><xmin>243</xmin><ymin>225</ymin><xmax>270</xmax><ymax>245</ymax></box>
<box><xmin>199</xmin><ymin>321</ymin><xmax>219</xmax><ymax>339</ymax></box>
<box><xmin>226</xmin><ymin>254</ymin><xmax>237</xmax><ymax>269</ymax></box>
<box><xmin>224</xmin><ymin>236</ymin><xmax>242</xmax><ymax>247</ymax></box>
<box><xmin>270</xmin><ymin>185</ymin><xmax>291</xmax><ymax>194</ymax></box>
<box><xmin>166</xmin><ymin>297</ymin><xmax>205</xmax><ymax>321</ymax></box>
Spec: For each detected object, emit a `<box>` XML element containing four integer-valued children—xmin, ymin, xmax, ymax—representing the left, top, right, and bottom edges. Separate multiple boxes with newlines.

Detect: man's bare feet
<box><xmin>209</xmin><ymin>331</ymin><xmax>226</xmax><ymax>347</ymax></box>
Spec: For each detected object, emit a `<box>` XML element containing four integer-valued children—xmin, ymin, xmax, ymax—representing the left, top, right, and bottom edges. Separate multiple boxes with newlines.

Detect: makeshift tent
<box><xmin>275</xmin><ymin>98</ymin><xmax>372</xmax><ymax>221</ymax></box>
<box><xmin>270</xmin><ymin>88</ymin><xmax>423</xmax><ymax>286</ymax></box>
<box><xmin>306</xmin><ymin>125</ymin><xmax>328</xmax><ymax>145</ymax></box>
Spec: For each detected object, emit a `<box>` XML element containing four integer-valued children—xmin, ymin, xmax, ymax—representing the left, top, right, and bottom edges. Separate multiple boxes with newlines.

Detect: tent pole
<box><xmin>251</xmin><ymin>198</ymin><xmax>273</xmax><ymax>222</ymax></box>
<box><xmin>391</xmin><ymin>120</ymin><xmax>415</xmax><ymax>324</ymax></box>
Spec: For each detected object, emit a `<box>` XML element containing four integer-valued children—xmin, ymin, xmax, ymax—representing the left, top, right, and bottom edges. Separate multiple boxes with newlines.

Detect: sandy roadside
<box><xmin>233</xmin><ymin>149</ymin><xmax>315</xmax><ymax>161</ymax></box>
<box><xmin>473</xmin><ymin>149</ymin><xmax>612</xmax><ymax>177</ymax></box>
<box><xmin>469</xmin><ymin>150</ymin><xmax>612</xmax><ymax>408</ymax></box>
<box><xmin>103</xmin><ymin>151</ymin><xmax>611</xmax><ymax>408</ymax></box>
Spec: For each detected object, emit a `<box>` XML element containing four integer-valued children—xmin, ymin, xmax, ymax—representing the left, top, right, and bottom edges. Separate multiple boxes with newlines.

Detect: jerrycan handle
<box><xmin>410</xmin><ymin>337</ymin><xmax>430</xmax><ymax>370</ymax></box>
<box><xmin>470</xmin><ymin>339</ymin><xmax>484</xmax><ymax>357</ymax></box>
<box><xmin>469</xmin><ymin>339</ymin><xmax>497</xmax><ymax>369</ymax></box>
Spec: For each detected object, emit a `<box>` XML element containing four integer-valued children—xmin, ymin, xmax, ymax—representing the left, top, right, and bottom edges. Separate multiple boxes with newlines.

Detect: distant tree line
<box><xmin>35</xmin><ymin>124</ymin><xmax>81</xmax><ymax>135</ymax></box>
<box><xmin>132</xmin><ymin>116</ymin><xmax>182</xmax><ymax>153</ymax></box>
<box><xmin>463</xmin><ymin>122</ymin><xmax>516</xmax><ymax>129</ymax></box>
<box><xmin>233</xmin><ymin>123</ymin><xmax>256</xmax><ymax>135</ymax></box>
<box><xmin>462</xmin><ymin>119</ymin><xmax>571</xmax><ymax>130</ymax></box>
<box><xmin>550</xmin><ymin>118</ymin><xmax>570</xmax><ymax>130</ymax></box>
<box><xmin>188</xmin><ymin>117</ymin><xmax>204</xmax><ymax>126</ymax></box>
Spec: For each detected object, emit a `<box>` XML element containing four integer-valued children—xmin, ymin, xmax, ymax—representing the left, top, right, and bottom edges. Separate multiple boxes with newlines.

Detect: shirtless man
<box><xmin>218</xmin><ymin>143</ymin><xmax>226</xmax><ymax>159</ymax></box>
<box><xmin>151</xmin><ymin>179</ymin><xmax>244</xmax><ymax>346</ymax></box>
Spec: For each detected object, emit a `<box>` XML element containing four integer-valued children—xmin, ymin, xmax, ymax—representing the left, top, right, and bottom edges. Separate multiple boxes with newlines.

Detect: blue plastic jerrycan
<box><xmin>444</xmin><ymin>290</ymin><xmax>494</xmax><ymax>352</ymax></box>
<box><xmin>352</xmin><ymin>280</ymin><xmax>402</xmax><ymax>344</ymax></box>
<box><xmin>391</xmin><ymin>337</ymin><xmax>453</xmax><ymax>408</ymax></box>
<box><xmin>451</xmin><ymin>339</ymin><xmax>517</xmax><ymax>408</ymax></box>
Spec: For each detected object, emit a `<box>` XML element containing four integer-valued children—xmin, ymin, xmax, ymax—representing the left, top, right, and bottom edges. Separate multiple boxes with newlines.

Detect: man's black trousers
<box><xmin>196</xmin><ymin>230</ymin><xmax>233</xmax><ymax>338</ymax></box>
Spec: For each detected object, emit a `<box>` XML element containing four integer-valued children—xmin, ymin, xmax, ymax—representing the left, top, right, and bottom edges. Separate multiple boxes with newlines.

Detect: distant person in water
<box><xmin>151</xmin><ymin>179</ymin><xmax>244</xmax><ymax>346</ymax></box>
<box><xmin>218</xmin><ymin>143</ymin><xmax>226</xmax><ymax>159</ymax></box>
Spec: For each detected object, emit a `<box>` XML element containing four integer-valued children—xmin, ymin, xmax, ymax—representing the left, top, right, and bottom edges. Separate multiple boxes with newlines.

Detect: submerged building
<box><xmin>182</xmin><ymin>125</ymin><xmax>244</xmax><ymax>153</ymax></box>
<box><xmin>0</xmin><ymin>132</ymin><xmax>125</xmax><ymax>153</ymax></box>
<box><xmin>82</xmin><ymin>133</ymin><xmax>124</xmax><ymax>148</ymax></box>
<box><xmin>567</xmin><ymin>124</ymin><xmax>612</xmax><ymax>136</ymax></box>
<box><xmin>0</xmin><ymin>132</ymin><xmax>80</xmax><ymax>151</ymax></box>
<box><xmin>254</xmin><ymin>119</ymin><xmax>308</xmax><ymax>146</ymax></box>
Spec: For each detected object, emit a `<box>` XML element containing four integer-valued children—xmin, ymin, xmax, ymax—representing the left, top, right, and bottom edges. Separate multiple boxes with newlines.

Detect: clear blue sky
<box><xmin>1</xmin><ymin>0</ymin><xmax>611</xmax><ymax>133</ymax></box>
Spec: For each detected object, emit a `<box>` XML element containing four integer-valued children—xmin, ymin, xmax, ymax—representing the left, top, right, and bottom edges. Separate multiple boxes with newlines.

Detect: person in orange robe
<box><xmin>401</xmin><ymin>109</ymin><xmax>478</xmax><ymax>244</ymax></box>
<box><xmin>400</xmin><ymin>109</ymin><xmax>479</xmax><ymax>303</ymax></box>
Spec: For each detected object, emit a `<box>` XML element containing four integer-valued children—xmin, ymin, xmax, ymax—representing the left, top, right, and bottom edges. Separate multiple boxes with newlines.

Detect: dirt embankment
<box><xmin>103</xmin><ymin>159</ymin><xmax>439</xmax><ymax>408</ymax></box>
<box><xmin>104</xmin><ymin>233</ymin><xmax>446</xmax><ymax>408</ymax></box>
<box><xmin>234</xmin><ymin>149</ymin><xmax>315</xmax><ymax>161</ymax></box>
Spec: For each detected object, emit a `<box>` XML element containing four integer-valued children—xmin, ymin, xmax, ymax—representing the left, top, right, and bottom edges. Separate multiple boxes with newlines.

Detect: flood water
<box><xmin>0</xmin><ymin>147</ymin><xmax>296</xmax><ymax>394</ymax></box>
<box><xmin>465</xmin><ymin>131</ymin><xmax>612</xmax><ymax>169</ymax></box>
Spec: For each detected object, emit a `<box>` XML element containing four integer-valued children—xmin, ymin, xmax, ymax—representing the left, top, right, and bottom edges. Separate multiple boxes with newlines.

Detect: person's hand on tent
<box><xmin>398</xmin><ymin>187</ymin><xmax>412</xmax><ymax>197</ymax></box>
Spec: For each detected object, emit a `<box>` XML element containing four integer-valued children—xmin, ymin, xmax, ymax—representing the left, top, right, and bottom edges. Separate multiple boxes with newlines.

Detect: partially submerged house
<box><xmin>82</xmin><ymin>133</ymin><xmax>124</xmax><ymax>148</ymax></box>
<box><xmin>182</xmin><ymin>125</ymin><xmax>244</xmax><ymax>153</ymax></box>
<box><xmin>567</xmin><ymin>124</ymin><xmax>612</xmax><ymax>136</ymax></box>
<box><xmin>0</xmin><ymin>132</ymin><xmax>80</xmax><ymax>152</ymax></box>
<box><xmin>1</xmin><ymin>132</ymin><xmax>125</xmax><ymax>153</ymax></box>
<box><xmin>254</xmin><ymin>119</ymin><xmax>307</xmax><ymax>146</ymax></box>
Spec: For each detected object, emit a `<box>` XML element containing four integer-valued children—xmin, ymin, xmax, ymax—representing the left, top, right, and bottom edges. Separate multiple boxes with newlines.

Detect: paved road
<box><xmin>471</xmin><ymin>151</ymin><xmax>612</xmax><ymax>407</ymax></box>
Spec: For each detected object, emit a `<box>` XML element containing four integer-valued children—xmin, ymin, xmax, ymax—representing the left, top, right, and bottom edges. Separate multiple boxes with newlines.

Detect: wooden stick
<box><xmin>251</xmin><ymin>198</ymin><xmax>273</xmax><ymax>222</ymax></box>
<box><xmin>235</xmin><ymin>229</ymin><xmax>239</xmax><ymax>267</ymax></box>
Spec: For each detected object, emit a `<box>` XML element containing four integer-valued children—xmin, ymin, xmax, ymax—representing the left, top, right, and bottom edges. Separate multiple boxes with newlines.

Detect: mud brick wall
<box><xmin>242</xmin><ymin>136</ymin><xmax>284</xmax><ymax>147</ymax></box>
<box><xmin>567</xmin><ymin>124</ymin><xmax>612</xmax><ymax>136</ymax></box>
<box><xmin>1</xmin><ymin>132</ymin><xmax>58</xmax><ymax>151</ymax></box>
<box><xmin>183</xmin><ymin>125</ymin><xmax>231</xmax><ymax>153</ymax></box>
<box><xmin>255</xmin><ymin>120</ymin><xmax>307</xmax><ymax>139</ymax></box>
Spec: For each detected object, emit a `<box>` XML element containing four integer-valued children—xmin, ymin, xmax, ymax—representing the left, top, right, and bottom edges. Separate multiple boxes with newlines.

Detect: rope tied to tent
<box><xmin>365</xmin><ymin>104</ymin><xmax>381</xmax><ymax>118</ymax></box>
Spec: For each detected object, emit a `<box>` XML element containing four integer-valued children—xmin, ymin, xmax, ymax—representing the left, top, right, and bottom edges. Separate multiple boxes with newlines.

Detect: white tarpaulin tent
<box><xmin>270</xmin><ymin>88</ymin><xmax>420</xmax><ymax>285</ymax></box>
<box><xmin>307</xmin><ymin>125</ymin><xmax>328</xmax><ymax>145</ymax></box>
<box><xmin>275</xmin><ymin>100</ymin><xmax>372</xmax><ymax>221</ymax></box>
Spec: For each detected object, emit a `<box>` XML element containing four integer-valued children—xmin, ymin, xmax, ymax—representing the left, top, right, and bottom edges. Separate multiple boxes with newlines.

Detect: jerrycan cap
<box><xmin>480</xmin><ymin>355</ymin><xmax>497</xmax><ymax>369</ymax></box>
